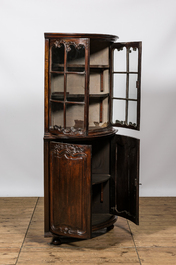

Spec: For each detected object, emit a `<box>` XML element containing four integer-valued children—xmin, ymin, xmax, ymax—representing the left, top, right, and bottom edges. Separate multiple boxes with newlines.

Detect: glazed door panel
<box><xmin>110</xmin><ymin>135</ymin><xmax>139</xmax><ymax>224</ymax></box>
<box><xmin>50</xmin><ymin>141</ymin><xmax>92</xmax><ymax>239</ymax></box>
<box><xmin>49</xmin><ymin>38</ymin><xmax>90</xmax><ymax>136</ymax></box>
<box><xmin>110</xmin><ymin>42</ymin><xmax>142</xmax><ymax>130</ymax></box>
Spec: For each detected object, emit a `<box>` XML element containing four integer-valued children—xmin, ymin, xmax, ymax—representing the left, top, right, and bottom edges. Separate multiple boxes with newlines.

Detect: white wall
<box><xmin>0</xmin><ymin>0</ymin><xmax>176</xmax><ymax>196</ymax></box>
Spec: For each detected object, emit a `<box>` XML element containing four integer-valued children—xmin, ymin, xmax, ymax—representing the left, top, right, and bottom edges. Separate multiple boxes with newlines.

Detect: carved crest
<box><xmin>52</xmin><ymin>143</ymin><xmax>86</xmax><ymax>159</ymax></box>
<box><xmin>54</xmin><ymin>40</ymin><xmax>85</xmax><ymax>52</ymax></box>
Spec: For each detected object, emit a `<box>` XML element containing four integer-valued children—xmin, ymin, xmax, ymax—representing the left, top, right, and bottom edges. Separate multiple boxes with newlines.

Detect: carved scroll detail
<box><xmin>54</xmin><ymin>40</ymin><xmax>85</xmax><ymax>52</ymax></box>
<box><xmin>53</xmin><ymin>125</ymin><xmax>84</xmax><ymax>136</ymax></box>
<box><xmin>53</xmin><ymin>143</ymin><xmax>86</xmax><ymax>159</ymax></box>
<box><xmin>51</xmin><ymin>224</ymin><xmax>86</xmax><ymax>236</ymax></box>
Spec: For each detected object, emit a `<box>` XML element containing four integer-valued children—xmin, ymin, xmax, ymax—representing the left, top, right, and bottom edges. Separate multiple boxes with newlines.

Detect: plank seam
<box><xmin>127</xmin><ymin>220</ymin><xmax>142</xmax><ymax>265</ymax></box>
<box><xmin>15</xmin><ymin>197</ymin><xmax>39</xmax><ymax>265</ymax></box>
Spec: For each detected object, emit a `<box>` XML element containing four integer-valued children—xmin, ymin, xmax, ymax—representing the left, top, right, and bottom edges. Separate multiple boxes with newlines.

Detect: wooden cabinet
<box><xmin>44</xmin><ymin>33</ymin><xmax>142</xmax><ymax>244</ymax></box>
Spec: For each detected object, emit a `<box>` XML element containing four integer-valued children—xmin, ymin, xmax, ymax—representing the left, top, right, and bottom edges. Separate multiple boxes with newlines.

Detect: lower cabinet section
<box><xmin>44</xmin><ymin>134</ymin><xmax>139</xmax><ymax>243</ymax></box>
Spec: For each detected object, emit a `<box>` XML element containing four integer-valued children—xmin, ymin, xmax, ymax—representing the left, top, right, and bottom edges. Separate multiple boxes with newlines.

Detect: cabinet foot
<box><xmin>107</xmin><ymin>224</ymin><xmax>114</xmax><ymax>232</ymax></box>
<box><xmin>50</xmin><ymin>237</ymin><xmax>62</xmax><ymax>245</ymax></box>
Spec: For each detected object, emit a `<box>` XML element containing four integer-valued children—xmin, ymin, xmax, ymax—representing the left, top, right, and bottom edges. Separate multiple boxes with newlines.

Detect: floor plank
<box><xmin>138</xmin><ymin>247</ymin><xmax>176</xmax><ymax>264</ymax></box>
<box><xmin>0</xmin><ymin>248</ymin><xmax>19</xmax><ymax>265</ymax></box>
<box><xmin>17</xmin><ymin>248</ymin><xmax>140</xmax><ymax>264</ymax></box>
<box><xmin>0</xmin><ymin>197</ymin><xmax>176</xmax><ymax>264</ymax></box>
<box><xmin>129</xmin><ymin>197</ymin><xmax>176</xmax><ymax>248</ymax></box>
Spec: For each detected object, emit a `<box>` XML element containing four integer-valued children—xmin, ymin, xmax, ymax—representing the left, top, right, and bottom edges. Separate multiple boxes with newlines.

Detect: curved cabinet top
<box><xmin>44</xmin><ymin>33</ymin><xmax>118</xmax><ymax>42</ymax></box>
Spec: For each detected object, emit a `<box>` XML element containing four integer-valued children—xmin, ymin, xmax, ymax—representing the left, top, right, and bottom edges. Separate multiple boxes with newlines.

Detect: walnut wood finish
<box><xmin>44</xmin><ymin>33</ymin><xmax>118</xmax><ymax>42</ymax></box>
<box><xmin>44</xmin><ymin>33</ymin><xmax>141</xmax><ymax>244</ymax></box>
<box><xmin>49</xmin><ymin>142</ymin><xmax>92</xmax><ymax>239</ymax></box>
<box><xmin>110</xmin><ymin>135</ymin><xmax>140</xmax><ymax>224</ymax></box>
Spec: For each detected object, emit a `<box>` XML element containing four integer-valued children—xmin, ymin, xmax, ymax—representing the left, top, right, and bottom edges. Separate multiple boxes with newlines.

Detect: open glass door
<box><xmin>110</xmin><ymin>42</ymin><xmax>142</xmax><ymax>130</ymax></box>
<box><xmin>110</xmin><ymin>135</ymin><xmax>140</xmax><ymax>224</ymax></box>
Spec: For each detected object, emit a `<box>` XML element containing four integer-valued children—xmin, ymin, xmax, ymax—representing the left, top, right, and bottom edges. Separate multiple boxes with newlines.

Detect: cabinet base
<box><xmin>48</xmin><ymin>214</ymin><xmax>117</xmax><ymax>245</ymax></box>
<box><xmin>50</xmin><ymin>236</ymin><xmax>62</xmax><ymax>245</ymax></box>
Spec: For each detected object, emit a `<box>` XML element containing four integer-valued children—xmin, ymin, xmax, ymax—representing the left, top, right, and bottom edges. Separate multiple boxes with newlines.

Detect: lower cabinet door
<box><xmin>110</xmin><ymin>135</ymin><xmax>140</xmax><ymax>225</ymax></box>
<box><xmin>49</xmin><ymin>141</ymin><xmax>92</xmax><ymax>239</ymax></box>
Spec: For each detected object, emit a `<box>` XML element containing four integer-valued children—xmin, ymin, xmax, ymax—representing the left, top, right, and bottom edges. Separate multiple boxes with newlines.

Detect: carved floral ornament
<box><xmin>53</xmin><ymin>125</ymin><xmax>84</xmax><ymax>136</ymax></box>
<box><xmin>117</xmin><ymin>46</ymin><xmax>137</xmax><ymax>52</ymax></box>
<box><xmin>53</xmin><ymin>40</ymin><xmax>85</xmax><ymax>52</ymax></box>
<box><xmin>53</xmin><ymin>143</ymin><xmax>86</xmax><ymax>159</ymax></box>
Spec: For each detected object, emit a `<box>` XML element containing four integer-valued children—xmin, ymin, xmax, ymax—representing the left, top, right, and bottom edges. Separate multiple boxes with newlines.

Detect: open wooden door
<box><xmin>49</xmin><ymin>141</ymin><xmax>92</xmax><ymax>238</ymax></box>
<box><xmin>110</xmin><ymin>135</ymin><xmax>140</xmax><ymax>224</ymax></box>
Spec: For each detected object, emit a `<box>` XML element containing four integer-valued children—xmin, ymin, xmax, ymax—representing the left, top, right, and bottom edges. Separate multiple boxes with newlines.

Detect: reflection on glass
<box><xmin>66</xmin><ymin>74</ymin><xmax>85</xmax><ymax>101</ymax></box>
<box><xmin>112</xmin><ymin>99</ymin><xmax>126</xmax><ymax>124</ymax></box>
<box><xmin>129</xmin><ymin>47</ymin><xmax>138</xmax><ymax>72</ymax></box>
<box><xmin>129</xmin><ymin>74</ymin><xmax>138</xmax><ymax>99</ymax></box>
<box><xmin>113</xmin><ymin>74</ymin><xmax>126</xmax><ymax>98</ymax></box>
<box><xmin>51</xmin><ymin>102</ymin><xmax>64</xmax><ymax>128</ymax></box>
<box><xmin>66</xmin><ymin>104</ymin><xmax>84</xmax><ymax>131</ymax></box>
<box><xmin>51</xmin><ymin>74</ymin><xmax>64</xmax><ymax>100</ymax></box>
<box><xmin>52</xmin><ymin>44</ymin><xmax>64</xmax><ymax>71</ymax></box>
<box><xmin>114</xmin><ymin>47</ymin><xmax>126</xmax><ymax>72</ymax></box>
<box><xmin>128</xmin><ymin>101</ymin><xmax>137</xmax><ymax>127</ymax></box>
<box><xmin>67</xmin><ymin>44</ymin><xmax>85</xmax><ymax>72</ymax></box>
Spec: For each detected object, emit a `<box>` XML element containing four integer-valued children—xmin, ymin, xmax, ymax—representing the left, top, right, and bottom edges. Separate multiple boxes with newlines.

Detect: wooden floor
<box><xmin>0</xmin><ymin>197</ymin><xmax>176</xmax><ymax>265</ymax></box>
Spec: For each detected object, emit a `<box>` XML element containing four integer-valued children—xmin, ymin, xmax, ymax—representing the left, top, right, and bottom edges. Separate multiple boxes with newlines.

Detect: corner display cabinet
<box><xmin>44</xmin><ymin>33</ymin><xmax>142</xmax><ymax>245</ymax></box>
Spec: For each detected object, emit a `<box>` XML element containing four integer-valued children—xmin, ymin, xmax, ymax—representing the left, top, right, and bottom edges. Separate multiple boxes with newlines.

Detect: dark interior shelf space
<box><xmin>92</xmin><ymin>213</ymin><xmax>114</xmax><ymax>226</ymax></box>
<box><xmin>92</xmin><ymin>174</ymin><xmax>111</xmax><ymax>185</ymax></box>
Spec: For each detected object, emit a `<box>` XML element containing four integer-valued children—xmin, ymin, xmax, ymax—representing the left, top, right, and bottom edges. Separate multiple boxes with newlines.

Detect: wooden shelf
<box><xmin>89</xmin><ymin>93</ymin><xmax>109</xmax><ymax>98</ymax></box>
<box><xmin>51</xmin><ymin>93</ymin><xmax>109</xmax><ymax>101</ymax></box>
<box><xmin>90</xmin><ymin>65</ymin><xmax>109</xmax><ymax>69</ymax></box>
<box><xmin>92</xmin><ymin>174</ymin><xmax>111</xmax><ymax>185</ymax></box>
<box><xmin>92</xmin><ymin>213</ymin><xmax>117</xmax><ymax>228</ymax></box>
<box><xmin>52</xmin><ymin>63</ymin><xmax>109</xmax><ymax>69</ymax></box>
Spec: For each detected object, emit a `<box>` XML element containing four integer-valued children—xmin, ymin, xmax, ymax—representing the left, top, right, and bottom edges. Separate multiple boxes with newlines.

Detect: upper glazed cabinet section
<box><xmin>111</xmin><ymin>42</ymin><xmax>142</xmax><ymax>130</ymax></box>
<box><xmin>49</xmin><ymin>38</ymin><xmax>89</xmax><ymax>136</ymax></box>
<box><xmin>45</xmin><ymin>34</ymin><xmax>141</xmax><ymax>136</ymax></box>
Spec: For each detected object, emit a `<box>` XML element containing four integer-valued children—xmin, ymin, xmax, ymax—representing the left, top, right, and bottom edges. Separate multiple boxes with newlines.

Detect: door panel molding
<box><xmin>50</xmin><ymin>141</ymin><xmax>92</xmax><ymax>239</ymax></box>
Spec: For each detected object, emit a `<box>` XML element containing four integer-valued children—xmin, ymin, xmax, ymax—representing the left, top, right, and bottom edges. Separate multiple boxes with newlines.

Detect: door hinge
<box><xmin>135</xmin><ymin>178</ymin><xmax>138</xmax><ymax>186</ymax></box>
<box><xmin>136</xmin><ymin>80</ymin><xmax>139</xmax><ymax>89</ymax></box>
<box><xmin>135</xmin><ymin>179</ymin><xmax>142</xmax><ymax>186</ymax></box>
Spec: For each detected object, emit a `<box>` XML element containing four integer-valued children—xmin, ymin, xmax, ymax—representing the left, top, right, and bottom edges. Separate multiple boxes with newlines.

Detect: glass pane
<box><xmin>51</xmin><ymin>74</ymin><xmax>64</xmax><ymax>100</ymax></box>
<box><xmin>129</xmin><ymin>47</ymin><xmax>138</xmax><ymax>72</ymax></box>
<box><xmin>129</xmin><ymin>74</ymin><xmax>138</xmax><ymax>99</ymax></box>
<box><xmin>114</xmin><ymin>47</ymin><xmax>126</xmax><ymax>72</ymax></box>
<box><xmin>52</xmin><ymin>44</ymin><xmax>64</xmax><ymax>71</ymax></box>
<box><xmin>67</xmin><ymin>44</ymin><xmax>85</xmax><ymax>72</ymax></box>
<box><xmin>89</xmin><ymin>98</ymin><xmax>109</xmax><ymax>130</ymax></box>
<box><xmin>112</xmin><ymin>99</ymin><xmax>126</xmax><ymax>124</ymax></box>
<box><xmin>113</xmin><ymin>74</ymin><xmax>126</xmax><ymax>98</ymax></box>
<box><xmin>67</xmin><ymin>74</ymin><xmax>85</xmax><ymax>102</ymax></box>
<box><xmin>128</xmin><ymin>101</ymin><xmax>137</xmax><ymax>127</ymax></box>
<box><xmin>51</xmin><ymin>102</ymin><xmax>64</xmax><ymax>128</ymax></box>
<box><xmin>66</xmin><ymin>103</ymin><xmax>84</xmax><ymax>131</ymax></box>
